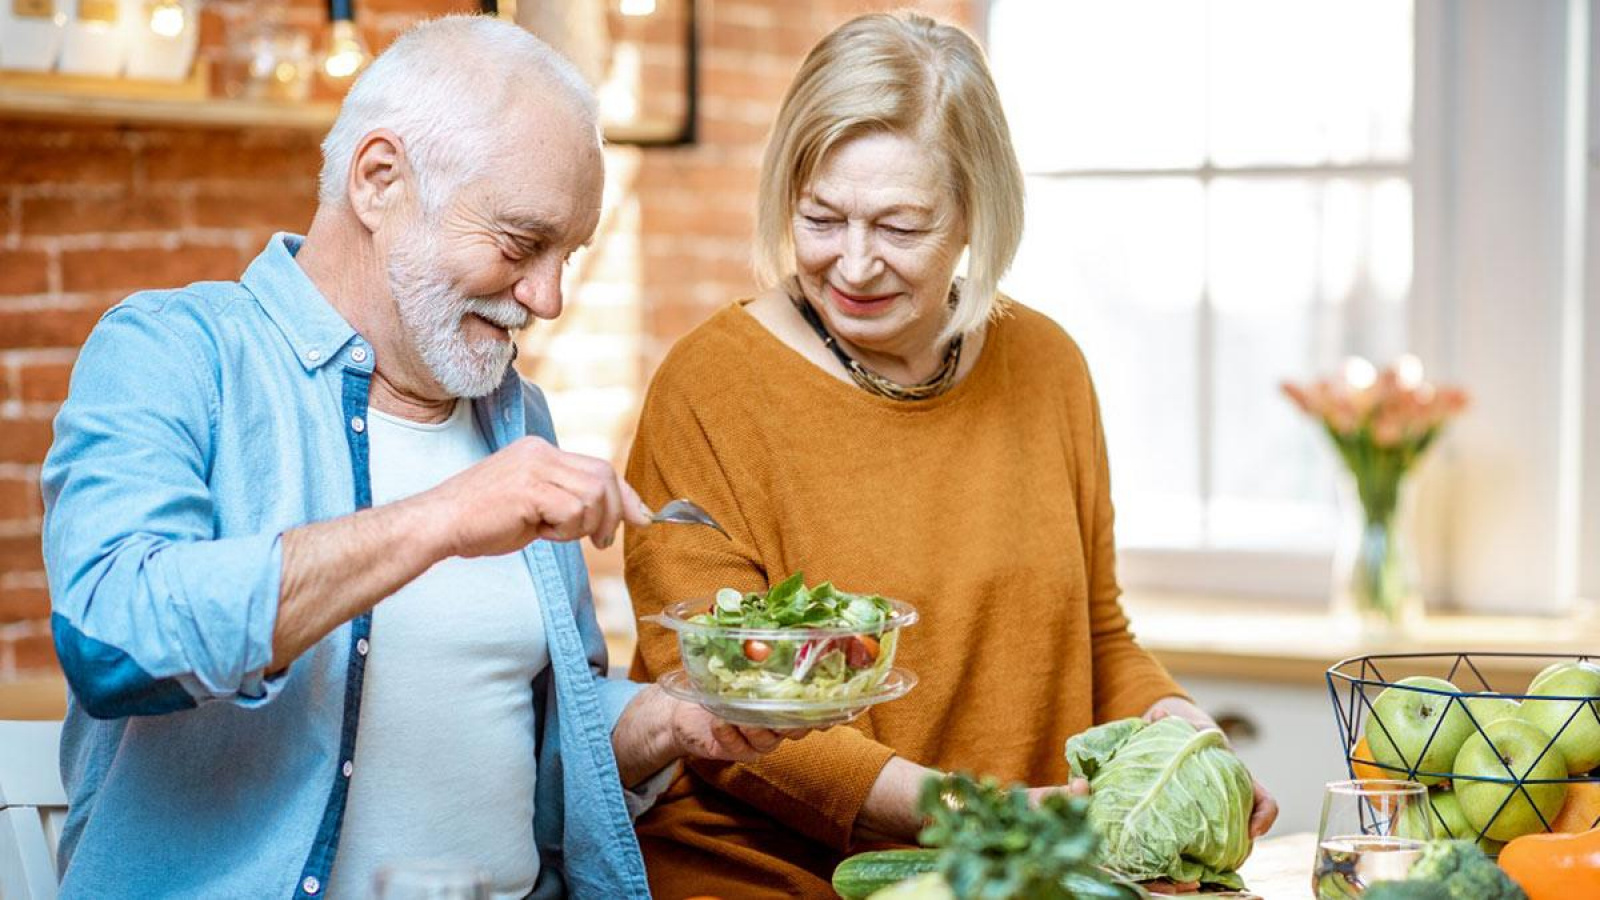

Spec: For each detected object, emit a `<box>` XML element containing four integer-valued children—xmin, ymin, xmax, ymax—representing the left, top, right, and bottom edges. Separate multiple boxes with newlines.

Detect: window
<box><xmin>989</xmin><ymin>0</ymin><xmax>1415</xmax><ymax>598</ymax></box>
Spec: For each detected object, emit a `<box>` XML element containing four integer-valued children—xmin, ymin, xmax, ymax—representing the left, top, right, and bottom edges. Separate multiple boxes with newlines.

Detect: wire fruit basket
<box><xmin>1327</xmin><ymin>652</ymin><xmax>1600</xmax><ymax>850</ymax></box>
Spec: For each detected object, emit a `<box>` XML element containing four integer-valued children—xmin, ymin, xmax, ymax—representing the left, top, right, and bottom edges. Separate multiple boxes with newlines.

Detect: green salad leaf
<box><xmin>701</xmin><ymin>572</ymin><xmax>893</xmax><ymax>630</ymax></box>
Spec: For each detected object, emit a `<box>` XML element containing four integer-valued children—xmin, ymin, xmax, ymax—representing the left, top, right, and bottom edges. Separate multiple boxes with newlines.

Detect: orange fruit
<box><xmin>1351</xmin><ymin>736</ymin><xmax>1388</xmax><ymax>781</ymax></box>
<box><xmin>1550</xmin><ymin>781</ymin><xmax>1600</xmax><ymax>833</ymax></box>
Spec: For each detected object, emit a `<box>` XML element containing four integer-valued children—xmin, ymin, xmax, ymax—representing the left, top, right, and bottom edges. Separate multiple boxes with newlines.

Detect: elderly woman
<box><xmin>624</xmin><ymin>11</ymin><xmax>1278</xmax><ymax>898</ymax></box>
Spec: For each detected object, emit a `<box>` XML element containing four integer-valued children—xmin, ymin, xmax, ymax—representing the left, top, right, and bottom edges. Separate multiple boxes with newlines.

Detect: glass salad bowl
<box><xmin>643</xmin><ymin>575</ymin><xmax>919</xmax><ymax>729</ymax></box>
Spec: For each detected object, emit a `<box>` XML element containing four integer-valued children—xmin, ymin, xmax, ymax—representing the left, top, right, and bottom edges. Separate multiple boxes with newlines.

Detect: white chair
<box><xmin>0</xmin><ymin>720</ymin><xmax>65</xmax><ymax>900</ymax></box>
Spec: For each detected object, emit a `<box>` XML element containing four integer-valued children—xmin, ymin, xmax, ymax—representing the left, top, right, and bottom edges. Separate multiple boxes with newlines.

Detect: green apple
<box><xmin>1517</xmin><ymin>662</ymin><xmax>1600</xmax><ymax>773</ymax></box>
<box><xmin>1530</xmin><ymin>659</ymin><xmax>1600</xmax><ymax>691</ymax></box>
<box><xmin>1366</xmin><ymin>676</ymin><xmax>1474</xmax><ymax>785</ymax></box>
<box><xmin>1399</xmin><ymin>789</ymin><xmax>1502</xmax><ymax>852</ymax></box>
<box><xmin>1531</xmin><ymin>662</ymin><xmax>1564</xmax><ymax>688</ymax></box>
<box><xmin>1453</xmin><ymin>718</ymin><xmax>1569</xmax><ymax>841</ymax></box>
<box><xmin>1464</xmin><ymin>696</ymin><xmax>1520</xmax><ymax>729</ymax></box>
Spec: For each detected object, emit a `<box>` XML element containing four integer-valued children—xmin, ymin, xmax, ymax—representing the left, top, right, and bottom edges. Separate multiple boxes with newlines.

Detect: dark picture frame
<box><xmin>490</xmin><ymin>0</ymin><xmax>698</xmax><ymax>147</ymax></box>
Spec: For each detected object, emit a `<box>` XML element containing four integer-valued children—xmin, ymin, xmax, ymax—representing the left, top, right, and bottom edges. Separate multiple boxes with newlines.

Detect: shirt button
<box><xmin>350</xmin><ymin>416</ymin><xmax>365</xmax><ymax>433</ymax></box>
<box><xmin>342</xmin><ymin>760</ymin><xmax>354</xmax><ymax>778</ymax></box>
<box><xmin>351</xmin><ymin>347</ymin><xmax>368</xmax><ymax>363</ymax></box>
<box><xmin>302</xmin><ymin>875</ymin><xmax>321</xmax><ymax>895</ymax></box>
<box><xmin>306</xmin><ymin>349</ymin><xmax>322</xmax><ymax>362</ymax></box>
<box><xmin>356</xmin><ymin>637</ymin><xmax>370</xmax><ymax>656</ymax></box>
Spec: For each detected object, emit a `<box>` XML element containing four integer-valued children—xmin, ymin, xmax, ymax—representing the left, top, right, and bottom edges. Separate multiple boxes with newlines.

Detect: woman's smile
<box><xmin>826</xmin><ymin>283</ymin><xmax>899</xmax><ymax>316</ymax></box>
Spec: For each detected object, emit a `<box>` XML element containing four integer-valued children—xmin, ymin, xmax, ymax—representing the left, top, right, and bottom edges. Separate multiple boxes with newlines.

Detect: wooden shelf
<box><xmin>0</xmin><ymin>70</ymin><xmax>686</xmax><ymax>141</ymax></box>
<box><xmin>0</xmin><ymin>70</ymin><xmax>339</xmax><ymax>131</ymax></box>
<box><xmin>0</xmin><ymin>91</ymin><xmax>340</xmax><ymax>130</ymax></box>
<box><xmin>0</xmin><ymin>674</ymin><xmax>67</xmax><ymax>721</ymax></box>
<box><xmin>0</xmin><ymin>88</ymin><xmax>339</xmax><ymax>130</ymax></box>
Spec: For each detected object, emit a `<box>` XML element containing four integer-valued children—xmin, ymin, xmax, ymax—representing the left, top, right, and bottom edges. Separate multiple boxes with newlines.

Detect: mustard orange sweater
<box><xmin>624</xmin><ymin>301</ymin><xmax>1185</xmax><ymax>899</ymax></box>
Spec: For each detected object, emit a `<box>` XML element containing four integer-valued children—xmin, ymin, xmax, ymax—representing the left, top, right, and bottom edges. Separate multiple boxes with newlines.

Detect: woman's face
<box><xmin>791</xmin><ymin>131</ymin><xmax>968</xmax><ymax>363</ymax></box>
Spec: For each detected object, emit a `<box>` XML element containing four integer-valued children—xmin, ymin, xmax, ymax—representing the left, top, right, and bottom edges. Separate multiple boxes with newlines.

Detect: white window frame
<box><xmin>986</xmin><ymin>0</ymin><xmax>1600</xmax><ymax>613</ymax></box>
<box><xmin>983</xmin><ymin>5</ymin><xmax>1418</xmax><ymax>603</ymax></box>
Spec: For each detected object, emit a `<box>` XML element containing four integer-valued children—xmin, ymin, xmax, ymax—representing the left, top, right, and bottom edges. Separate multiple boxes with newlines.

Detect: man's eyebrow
<box><xmin>500</xmin><ymin>217</ymin><xmax>561</xmax><ymax>239</ymax></box>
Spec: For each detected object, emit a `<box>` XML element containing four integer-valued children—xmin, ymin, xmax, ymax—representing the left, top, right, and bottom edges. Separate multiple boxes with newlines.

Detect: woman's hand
<box><xmin>1143</xmin><ymin>697</ymin><xmax>1280</xmax><ymax>838</ymax></box>
<box><xmin>1142</xmin><ymin>879</ymin><xmax>1202</xmax><ymax>894</ymax></box>
<box><xmin>1023</xmin><ymin>779</ymin><xmax>1090</xmax><ymax>806</ymax></box>
<box><xmin>1243</xmin><ymin>774</ymin><xmax>1279</xmax><ymax>838</ymax></box>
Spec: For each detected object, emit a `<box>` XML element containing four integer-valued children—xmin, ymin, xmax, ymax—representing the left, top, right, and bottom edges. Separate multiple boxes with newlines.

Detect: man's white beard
<box><xmin>387</xmin><ymin>228</ymin><xmax>529</xmax><ymax>399</ymax></box>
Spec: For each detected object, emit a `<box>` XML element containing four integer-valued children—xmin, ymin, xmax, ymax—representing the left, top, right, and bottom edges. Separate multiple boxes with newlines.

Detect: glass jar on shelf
<box><xmin>218</xmin><ymin>15</ymin><xmax>314</xmax><ymax>103</ymax></box>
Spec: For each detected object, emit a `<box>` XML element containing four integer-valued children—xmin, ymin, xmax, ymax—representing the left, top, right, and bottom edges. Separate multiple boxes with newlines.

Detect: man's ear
<box><xmin>347</xmin><ymin>128</ymin><xmax>409</xmax><ymax>233</ymax></box>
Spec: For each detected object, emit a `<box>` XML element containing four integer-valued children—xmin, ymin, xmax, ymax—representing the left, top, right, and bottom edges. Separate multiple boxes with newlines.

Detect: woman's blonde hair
<box><xmin>754</xmin><ymin>12</ymin><xmax>1025</xmax><ymax>340</ymax></box>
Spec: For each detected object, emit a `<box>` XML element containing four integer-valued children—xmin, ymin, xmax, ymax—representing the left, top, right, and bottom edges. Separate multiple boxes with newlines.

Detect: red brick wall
<box><xmin>0</xmin><ymin>0</ymin><xmax>973</xmax><ymax>681</ymax></box>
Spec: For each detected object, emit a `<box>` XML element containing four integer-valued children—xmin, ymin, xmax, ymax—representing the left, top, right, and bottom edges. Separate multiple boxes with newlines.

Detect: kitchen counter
<box><xmin>0</xmin><ymin>674</ymin><xmax>67</xmax><ymax>720</ymax></box>
<box><xmin>1123</xmin><ymin>593</ymin><xmax>1600</xmax><ymax>686</ymax></box>
<box><xmin>1238</xmin><ymin>832</ymin><xmax>1316</xmax><ymax>899</ymax></box>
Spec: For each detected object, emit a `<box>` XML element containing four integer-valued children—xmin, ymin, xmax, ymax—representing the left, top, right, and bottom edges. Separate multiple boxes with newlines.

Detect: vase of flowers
<box><xmin>1283</xmin><ymin>356</ymin><xmax>1469</xmax><ymax>638</ymax></box>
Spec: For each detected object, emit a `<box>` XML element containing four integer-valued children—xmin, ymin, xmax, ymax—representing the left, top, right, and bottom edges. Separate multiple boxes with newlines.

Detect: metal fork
<box><xmin>649</xmin><ymin>498</ymin><xmax>731</xmax><ymax>539</ymax></box>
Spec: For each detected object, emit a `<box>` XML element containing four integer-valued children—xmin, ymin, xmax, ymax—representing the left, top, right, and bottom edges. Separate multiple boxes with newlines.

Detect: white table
<box><xmin>1237</xmin><ymin>832</ymin><xmax>1317</xmax><ymax>899</ymax></box>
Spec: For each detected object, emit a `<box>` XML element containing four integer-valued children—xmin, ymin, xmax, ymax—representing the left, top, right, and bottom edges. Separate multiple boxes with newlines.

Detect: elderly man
<box><xmin>40</xmin><ymin>16</ymin><xmax>776</xmax><ymax>899</ymax></box>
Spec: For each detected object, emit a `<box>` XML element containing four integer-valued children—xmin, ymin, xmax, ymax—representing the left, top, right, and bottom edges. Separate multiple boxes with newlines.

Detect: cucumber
<box><xmin>832</xmin><ymin>849</ymin><xmax>942</xmax><ymax>900</ymax></box>
<box><xmin>832</xmin><ymin>850</ymin><xmax>1150</xmax><ymax>899</ymax></box>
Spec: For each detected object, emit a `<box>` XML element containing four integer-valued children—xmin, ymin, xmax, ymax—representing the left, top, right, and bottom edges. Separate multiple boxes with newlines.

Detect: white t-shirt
<box><xmin>327</xmin><ymin>400</ymin><xmax>549</xmax><ymax>900</ymax></box>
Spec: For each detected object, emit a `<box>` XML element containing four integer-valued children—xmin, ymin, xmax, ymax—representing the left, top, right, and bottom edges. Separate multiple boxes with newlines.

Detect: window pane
<box><xmin>1208</xmin><ymin>0</ymin><xmax>1413</xmax><ymax>166</ymax></box>
<box><xmin>1207</xmin><ymin>178</ymin><xmax>1413</xmax><ymax>549</ymax></box>
<box><xmin>1005</xmin><ymin>177</ymin><xmax>1205</xmax><ymax>547</ymax></box>
<box><xmin>989</xmin><ymin>0</ymin><xmax>1206</xmax><ymax>172</ymax></box>
<box><xmin>990</xmin><ymin>1</ymin><xmax>1415</xmax><ymax>581</ymax></box>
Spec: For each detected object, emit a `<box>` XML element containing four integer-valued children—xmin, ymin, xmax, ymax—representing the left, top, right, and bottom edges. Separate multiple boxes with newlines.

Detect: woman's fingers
<box><xmin>1249</xmin><ymin>776</ymin><xmax>1280</xmax><ymax>838</ymax></box>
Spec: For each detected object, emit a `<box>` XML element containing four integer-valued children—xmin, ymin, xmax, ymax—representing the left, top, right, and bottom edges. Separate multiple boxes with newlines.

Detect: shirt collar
<box><xmin>241</xmin><ymin>232</ymin><xmax>361</xmax><ymax>371</ymax></box>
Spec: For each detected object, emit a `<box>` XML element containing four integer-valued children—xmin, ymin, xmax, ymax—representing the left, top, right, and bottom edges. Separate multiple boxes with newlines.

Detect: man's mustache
<box><xmin>463</xmin><ymin>297</ymin><xmax>530</xmax><ymax>332</ymax></box>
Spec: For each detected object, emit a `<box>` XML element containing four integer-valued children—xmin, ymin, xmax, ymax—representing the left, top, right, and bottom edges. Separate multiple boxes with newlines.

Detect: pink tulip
<box><xmin>1282</xmin><ymin>359</ymin><xmax>1469</xmax><ymax>464</ymax></box>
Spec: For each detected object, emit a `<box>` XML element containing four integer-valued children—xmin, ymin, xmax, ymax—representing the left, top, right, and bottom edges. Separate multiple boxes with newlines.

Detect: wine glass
<box><xmin>370</xmin><ymin>861</ymin><xmax>490</xmax><ymax>900</ymax></box>
<box><xmin>1312</xmin><ymin>779</ymin><xmax>1432</xmax><ymax>899</ymax></box>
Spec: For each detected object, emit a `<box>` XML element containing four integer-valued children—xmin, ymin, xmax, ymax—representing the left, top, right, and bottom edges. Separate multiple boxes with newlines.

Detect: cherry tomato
<box><xmin>743</xmin><ymin>639</ymin><xmax>773</xmax><ymax>662</ymax></box>
<box><xmin>844</xmin><ymin>635</ymin><xmax>880</xmax><ymax>668</ymax></box>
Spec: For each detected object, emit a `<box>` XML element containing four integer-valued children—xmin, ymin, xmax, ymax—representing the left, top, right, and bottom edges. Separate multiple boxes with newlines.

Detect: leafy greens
<box><xmin>683</xmin><ymin>572</ymin><xmax>899</xmax><ymax>704</ymax></box>
<box><xmin>1065</xmin><ymin>717</ymin><xmax>1254</xmax><ymax>889</ymax></box>
<box><xmin>912</xmin><ymin>773</ymin><xmax>1146</xmax><ymax>899</ymax></box>
<box><xmin>701</xmin><ymin>572</ymin><xmax>893</xmax><ymax>630</ymax></box>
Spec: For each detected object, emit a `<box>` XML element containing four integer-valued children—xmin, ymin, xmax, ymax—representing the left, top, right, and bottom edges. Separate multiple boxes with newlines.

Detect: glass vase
<box><xmin>1333</xmin><ymin>469</ymin><xmax>1422</xmax><ymax>640</ymax></box>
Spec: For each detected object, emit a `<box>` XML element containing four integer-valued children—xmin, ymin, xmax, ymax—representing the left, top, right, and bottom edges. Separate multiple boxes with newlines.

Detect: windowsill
<box><xmin>1122</xmin><ymin>591</ymin><xmax>1600</xmax><ymax>685</ymax></box>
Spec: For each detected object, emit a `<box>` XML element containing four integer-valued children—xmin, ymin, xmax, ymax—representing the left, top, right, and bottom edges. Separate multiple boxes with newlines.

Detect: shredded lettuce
<box><xmin>682</xmin><ymin>572</ymin><xmax>899</xmax><ymax>703</ymax></box>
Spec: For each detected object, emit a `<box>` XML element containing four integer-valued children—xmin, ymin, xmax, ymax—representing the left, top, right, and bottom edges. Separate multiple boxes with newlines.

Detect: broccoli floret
<box><xmin>1372</xmin><ymin>840</ymin><xmax>1527</xmax><ymax>900</ymax></box>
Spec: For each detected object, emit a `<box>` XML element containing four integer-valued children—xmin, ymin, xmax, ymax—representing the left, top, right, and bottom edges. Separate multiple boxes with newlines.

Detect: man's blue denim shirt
<box><xmin>39</xmin><ymin>233</ymin><xmax>652</xmax><ymax>899</ymax></box>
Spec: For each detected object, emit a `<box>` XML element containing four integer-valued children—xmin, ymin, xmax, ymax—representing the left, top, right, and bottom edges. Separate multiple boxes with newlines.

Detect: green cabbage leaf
<box><xmin>1065</xmin><ymin>717</ymin><xmax>1254</xmax><ymax>889</ymax></box>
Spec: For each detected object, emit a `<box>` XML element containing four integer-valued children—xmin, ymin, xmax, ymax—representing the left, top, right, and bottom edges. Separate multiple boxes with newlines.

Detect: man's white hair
<box><xmin>318</xmin><ymin>15</ymin><xmax>598</xmax><ymax>213</ymax></box>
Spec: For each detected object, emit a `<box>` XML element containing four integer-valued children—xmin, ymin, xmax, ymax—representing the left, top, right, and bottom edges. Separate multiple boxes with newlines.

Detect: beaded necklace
<box><xmin>785</xmin><ymin>280</ymin><xmax>963</xmax><ymax>401</ymax></box>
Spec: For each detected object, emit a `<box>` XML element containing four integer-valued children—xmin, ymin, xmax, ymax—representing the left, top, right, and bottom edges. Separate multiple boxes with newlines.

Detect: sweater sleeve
<box><xmin>623</xmin><ymin>346</ymin><xmax>896</xmax><ymax>852</ymax></box>
<box><xmin>1073</xmin><ymin>349</ymin><xmax>1190</xmax><ymax>723</ymax></box>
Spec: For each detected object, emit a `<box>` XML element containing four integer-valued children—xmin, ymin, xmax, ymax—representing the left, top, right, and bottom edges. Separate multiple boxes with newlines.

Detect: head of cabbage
<box><xmin>1065</xmin><ymin>717</ymin><xmax>1254</xmax><ymax>890</ymax></box>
